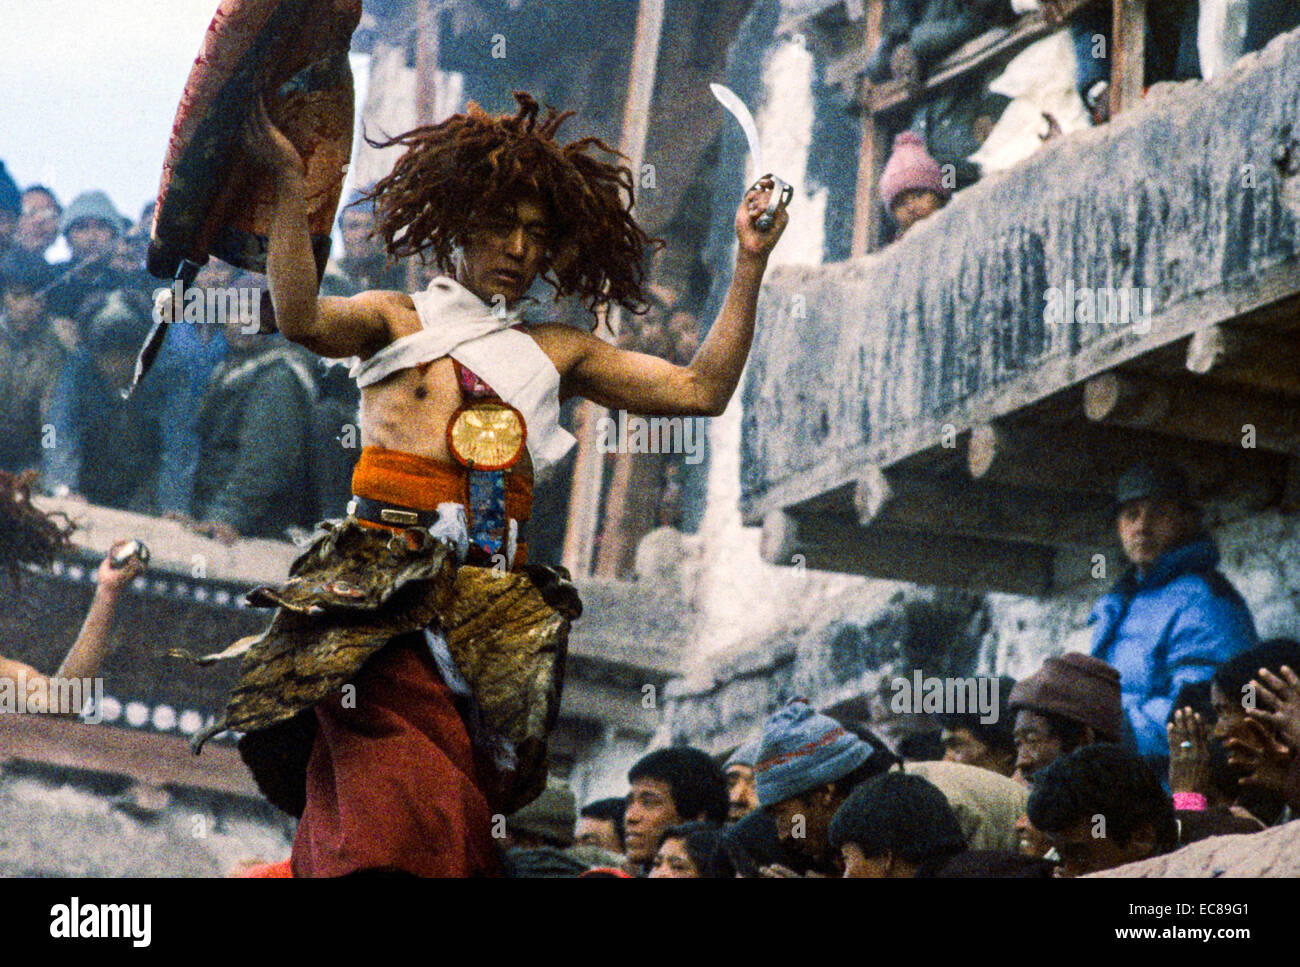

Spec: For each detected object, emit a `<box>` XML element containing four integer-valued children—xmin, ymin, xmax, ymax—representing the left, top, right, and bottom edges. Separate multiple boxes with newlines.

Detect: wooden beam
<box><xmin>1110</xmin><ymin>0</ymin><xmax>1147</xmax><ymax>117</ymax></box>
<box><xmin>1084</xmin><ymin>371</ymin><xmax>1300</xmax><ymax>453</ymax></box>
<box><xmin>1186</xmin><ymin>324</ymin><xmax>1300</xmax><ymax>395</ymax></box>
<box><xmin>854</xmin><ymin>467</ymin><xmax>1115</xmax><ymax>548</ymax></box>
<box><xmin>761</xmin><ymin>509</ymin><xmax>1054</xmax><ymax>595</ymax></box>
<box><xmin>967</xmin><ymin>419</ymin><xmax>1284</xmax><ymax>508</ymax></box>
<box><xmin>864</xmin><ymin>0</ymin><xmax>1097</xmax><ymax>116</ymax></box>
<box><xmin>968</xmin><ymin>422</ymin><xmax>1110</xmax><ymax>494</ymax></box>
<box><xmin>594</xmin><ymin>451</ymin><xmax>665</xmax><ymax>577</ymax></box>
<box><xmin>414</xmin><ymin>0</ymin><xmax>440</xmax><ymax>126</ymax></box>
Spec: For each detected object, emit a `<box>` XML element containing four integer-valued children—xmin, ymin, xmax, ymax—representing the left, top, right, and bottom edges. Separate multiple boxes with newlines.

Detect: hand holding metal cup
<box><xmin>751</xmin><ymin>174</ymin><xmax>794</xmax><ymax>232</ymax></box>
<box><xmin>109</xmin><ymin>539</ymin><xmax>151</xmax><ymax>569</ymax></box>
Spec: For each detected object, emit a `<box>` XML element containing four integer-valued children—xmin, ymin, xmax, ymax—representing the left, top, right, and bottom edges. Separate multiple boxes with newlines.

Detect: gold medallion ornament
<box><xmin>447</xmin><ymin>402</ymin><xmax>527</xmax><ymax>471</ymax></box>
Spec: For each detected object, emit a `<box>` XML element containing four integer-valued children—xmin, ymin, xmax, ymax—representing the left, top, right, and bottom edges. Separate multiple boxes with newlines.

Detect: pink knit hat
<box><xmin>879</xmin><ymin>131</ymin><xmax>949</xmax><ymax>212</ymax></box>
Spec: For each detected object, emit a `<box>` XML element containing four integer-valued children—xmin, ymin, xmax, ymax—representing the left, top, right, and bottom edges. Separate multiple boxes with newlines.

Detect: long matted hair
<box><xmin>363</xmin><ymin>91</ymin><xmax>661</xmax><ymax>314</ymax></box>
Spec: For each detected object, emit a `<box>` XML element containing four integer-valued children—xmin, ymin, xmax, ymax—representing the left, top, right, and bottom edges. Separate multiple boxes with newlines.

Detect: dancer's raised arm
<box><xmin>543</xmin><ymin>177</ymin><xmax>787</xmax><ymax>417</ymax></box>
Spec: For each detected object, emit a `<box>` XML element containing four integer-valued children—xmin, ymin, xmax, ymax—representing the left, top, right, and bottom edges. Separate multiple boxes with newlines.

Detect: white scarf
<box><xmin>348</xmin><ymin>276</ymin><xmax>576</xmax><ymax>478</ymax></box>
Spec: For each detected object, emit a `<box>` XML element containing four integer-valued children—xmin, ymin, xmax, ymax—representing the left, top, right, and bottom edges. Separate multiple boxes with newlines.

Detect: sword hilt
<box><xmin>752</xmin><ymin>175</ymin><xmax>793</xmax><ymax>232</ymax></box>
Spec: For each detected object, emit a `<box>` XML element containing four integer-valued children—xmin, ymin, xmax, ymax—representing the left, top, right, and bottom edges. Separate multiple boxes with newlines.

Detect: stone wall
<box><xmin>0</xmin><ymin>763</ymin><xmax>291</xmax><ymax>878</ymax></box>
<box><xmin>659</xmin><ymin>504</ymin><xmax>1300</xmax><ymax>754</ymax></box>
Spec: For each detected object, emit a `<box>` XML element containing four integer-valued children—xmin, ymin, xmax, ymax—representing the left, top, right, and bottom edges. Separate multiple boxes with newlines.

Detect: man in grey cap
<box><xmin>44</xmin><ymin>191</ymin><xmax>139</xmax><ymax>350</ymax></box>
<box><xmin>1089</xmin><ymin>461</ymin><xmax>1257</xmax><ymax>772</ymax></box>
<box><xmin>723</xmin><ymin>737</ymin><xmax>761</xmax><ymax>822</ymax></box>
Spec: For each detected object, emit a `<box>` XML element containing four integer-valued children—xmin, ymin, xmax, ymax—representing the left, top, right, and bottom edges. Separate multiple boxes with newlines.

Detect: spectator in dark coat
<box><xmin>829</xmin><ymin>772</ymin><xmax>966</xmax><ymax>877</ymax></box>
<box><xmin>13</xmin><ymin>185</ymin><xmax>62</xmax><ymax>259</ymax></box>
<box><xmin>47</xmin><ymin>191</ymin><xmax>132</xmax><ymax>349</ymax></box>
<box><xmin>147</xmin><ymin>264</ymin><xmax>232</xmax><ymax>516</ymax></box>
<box><xmin>940</xmin><ymin>675</ymin><xmax>1018</xmax><ymax>776</ymax></box>
<box><xmin>1064</xmin><ymin>0</ymin><xmax>1201</xmax><ymax>124</ymax></box>
<box><xmin>1210</xmin><ymin>639</ymin><xmax>1300</xmax><ymax>821</ymax></box>
<box><xmin>1027</xmin><ymin>744</ymin><xmax>1178</xmax><ymax>877</ymax></box>
<box><xmin>42</xmin><ymin>290</ymin><xmax>165</xmax><ymax>511</ymax></box>
<box><xmin>624</xmin><ymin>747</ymin><xmax>729</xmax><ymax>874</ymax></box>
<box><xmin>575</xmin><ymin>797</ymin><xmax>626</xmax><ymax>854</ymax></box>
<box><xmin>648</xmin><ymin>820</ymin><xmax>725</xmax><ymax>878</ymax></box>
<box><xmin>319</xmin><ymin>189</ymin><xmax>407</xmax><ymax>298</ymax></box>
<box><xmin>0</xmin><ymin>249</ymin><xmax>66</xmax><ymax>474</ymax></box>
<box><xmin>189</xmin><ymin>312</ymin><xmax>317</xmax><ymax>543</ymax></box>
<box><xmin>866</xmin><ymin>0</ymin><xmax>1011</xmax><ymax>87</ymax></box>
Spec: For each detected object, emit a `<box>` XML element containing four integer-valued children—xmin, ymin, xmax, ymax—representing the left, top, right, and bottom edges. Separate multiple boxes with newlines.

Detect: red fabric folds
<box><xmin>290</xmin><ymin>632</ymin><xmax>500</xmax><ymax>877</ymax></box>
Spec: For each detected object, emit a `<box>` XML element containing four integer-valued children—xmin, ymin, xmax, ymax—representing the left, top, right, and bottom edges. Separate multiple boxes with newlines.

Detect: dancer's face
<box><xmin>458</xmin><ymin>196</ymin><xmax>551</xmax><ymax>307</ymax></box>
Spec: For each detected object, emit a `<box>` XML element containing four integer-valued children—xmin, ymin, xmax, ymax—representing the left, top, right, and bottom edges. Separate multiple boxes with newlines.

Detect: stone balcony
<box><xmin>742</xmin><ymin>28</ymin><xmax>1300</xmax><ymax>595</ymax></box>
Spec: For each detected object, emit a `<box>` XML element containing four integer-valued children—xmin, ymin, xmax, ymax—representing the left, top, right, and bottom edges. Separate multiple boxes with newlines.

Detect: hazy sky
<box><xmin>0</xmin><ymin>1</ymin><xmax>368</xmax><ymax>233</ymax></box>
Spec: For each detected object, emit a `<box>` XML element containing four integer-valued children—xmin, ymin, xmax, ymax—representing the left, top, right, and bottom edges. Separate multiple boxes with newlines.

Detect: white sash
<box><xmin>348</xmin><ymin>277</ymin><xmax>576</xmax><ymax>478</ymax></box>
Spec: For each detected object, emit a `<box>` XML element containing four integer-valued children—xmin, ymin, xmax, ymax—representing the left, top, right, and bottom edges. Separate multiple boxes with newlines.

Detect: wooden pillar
<box><xmin>968</xmin><ymin>419</ymin><xmax>1284</xmax><ymax>507</ymax></box>
<box><xmin>855</xmin><ymin>466</ymin><xmax>1114</xmax><ymax>548</ymax></box>
<box><xmin>850</xmin><ymin>0</ymin><xmax>887</xmax><ymax>257</ymax></box>
<box><xmin>1186</xmin><ymin>324</ymin><xmax>1300</xmax><ymax>395</ymax></box>
<box><xmin>562</xmin><ymin>0</ymin><xmax>666</xmax><ymax>578</ymax></box>
<box><xmin>414</xmin><ymin>0</ymin><xmax>440</xmax><ymax>127</ymax></box>
<box><xmin>1110</xmin><ymin>0</ymin><xmax>1147</xmax><ymax>117</ymax></box>
<box><xmin>407</xmin><ymin>0</ymin><xmax>441</xmax><ymax>293</ymax></box>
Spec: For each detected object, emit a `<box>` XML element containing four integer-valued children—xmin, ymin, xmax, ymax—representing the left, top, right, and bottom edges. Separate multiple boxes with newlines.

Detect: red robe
<box><xmin>289</xmin><ymin>446</ymin><xmax>528</xmax><ymax>877</ymax></box>
<box><xmin>290</xmin><ymin>639</ymin><xmax>501</xmax><ymax>877</ymax></box>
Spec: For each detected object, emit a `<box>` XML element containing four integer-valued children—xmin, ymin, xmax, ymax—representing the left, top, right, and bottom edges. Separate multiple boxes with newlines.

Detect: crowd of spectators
<box><xmin>496</xmin><ymin>460</ymin><xmax>1299</xmax><ymax>877</ymax></box>
<box><xmin>0</xmin><ymin>156</ymin><xmax>703</xmax><ymax>542</ymax></box>
<box><xmin>513</xmin><ymin>638</ymin><xmax>1298</xmax><ymax>878</ymax></box>
<box><xmin>0</xmin><ymin>163</ymin><xmax>377</xmax><ymax>544</ymax></box>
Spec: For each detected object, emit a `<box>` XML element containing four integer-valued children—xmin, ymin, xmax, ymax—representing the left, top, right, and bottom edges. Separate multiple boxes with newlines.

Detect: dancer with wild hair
<box><xmin>194</xmin><ymin>91</ymin><xmax>788</xmax><ymax>877</ymax></box>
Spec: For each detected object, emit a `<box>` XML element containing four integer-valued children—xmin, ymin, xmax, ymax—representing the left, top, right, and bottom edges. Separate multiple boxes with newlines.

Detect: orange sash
<box><xmin>349</xmin><ymin>446</ymin><xmax>533</xmax><ymax>565</ymax></box>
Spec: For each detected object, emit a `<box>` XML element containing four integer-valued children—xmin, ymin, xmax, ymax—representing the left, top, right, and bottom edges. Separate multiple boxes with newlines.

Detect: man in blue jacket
<box><xmin>1090</xmin><ymin>461</ymin><xmax>1257</xmax><ymax>774</ymax></box>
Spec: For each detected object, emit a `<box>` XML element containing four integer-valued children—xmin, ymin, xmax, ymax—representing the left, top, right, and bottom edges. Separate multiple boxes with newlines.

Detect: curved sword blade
<box><xmin>710</xmin><ymin>83</ymin><xmax>764</xmax><ymax>178</ymax></box>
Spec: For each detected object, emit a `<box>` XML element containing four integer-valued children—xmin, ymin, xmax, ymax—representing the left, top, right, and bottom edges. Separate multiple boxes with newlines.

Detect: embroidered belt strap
<box><xmin>451</xmin><ymin>358</ymin><xmax>525</xmax><ymax>562</ymax></box>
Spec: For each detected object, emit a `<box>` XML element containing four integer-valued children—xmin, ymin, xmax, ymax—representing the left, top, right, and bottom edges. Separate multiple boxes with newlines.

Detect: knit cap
<box><xmin>724</xmin><ymin>737</ymin><xmax>761</xmax><ymax>770</ymax></box>
<box><xmin>878</xmin><ymin>131</ymin><xmax>949</xmax><ymax>212</ymax></box>
<box><xmin>60</xmin><ymin>191</ymin><xmax>124</xmax><ymax>238</ymax></box>
<box><xmin>754</xmin><ymin>699</ymin><xmax>872</xmax><ymax>807</ymax></box>
<box><xmin>1007</xmin><ymin>652</ymin><xmax>1123</xmax><ymax>742</ymax></box>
